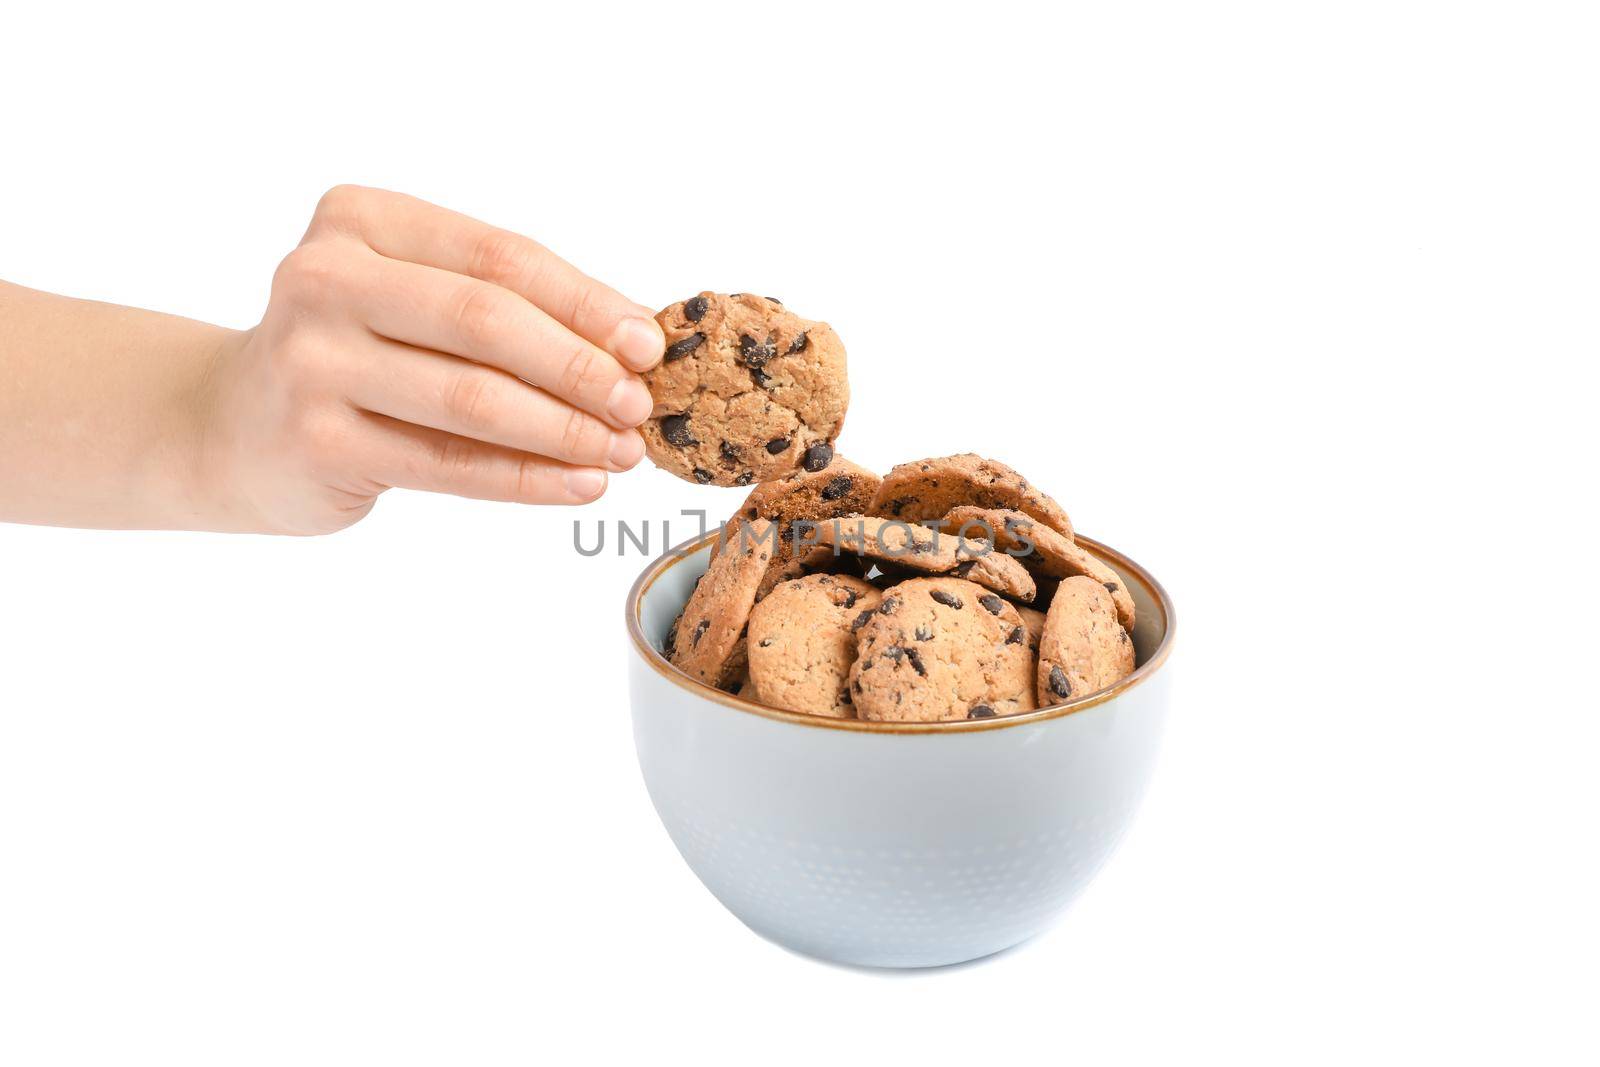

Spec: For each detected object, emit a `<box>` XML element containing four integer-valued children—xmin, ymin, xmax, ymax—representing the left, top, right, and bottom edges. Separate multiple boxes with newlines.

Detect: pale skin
<box><xmin>0</xmin><ymin>185</ymin><xmax>666</xmax><ymax>534</ymax></box>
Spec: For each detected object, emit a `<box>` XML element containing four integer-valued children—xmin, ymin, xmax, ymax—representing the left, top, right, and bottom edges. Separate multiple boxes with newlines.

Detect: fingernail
<box><xmin>608</xmin><ymin>431</ymin><xmax>645</xmax><ymax>471</ymax></box>
<box><xmin>611</xmin><ymin>316</ymin><xmax>665</xmax><ymax>371</ymax></box>
<box><xmin>606</xmin><ymin>378</ymin><xmax>653</xmax><ymax>427</ymax></box>
<box><xmin>564</xmin><ymin>468</ymin><xmax>607</xmax><ymax>501</ymax></box>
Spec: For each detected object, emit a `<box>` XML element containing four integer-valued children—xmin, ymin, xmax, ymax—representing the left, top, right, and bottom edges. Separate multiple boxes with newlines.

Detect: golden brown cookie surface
<box><xmin>643</xmin><ymin>293</ymin><xmax>848</xmax><ymax>486</ymax></box>
<box><xmin>870</xmin><ymin>454</ymin><xmax>1073</xmax><ymax>540</ymax></box>
<box><xmin>666</xmin><ymin>519</ymin><xmax>775</xmax><ymax>688</ymax></box>
<box><xmin>711</xmin><ymin>456</ymin><xmax>881</xmax><ymax>598</ymax></box>
<box><xmin>747</xmin><ymin>573</ymin><xmax>882</xmax><ymax>718</ymax></box>
<box><xmin>1036</xmin><ymin>576</ymin><xmax>1135</xmax><ymax>707</ymax></box>
<box><xmin>1015</xmin><ymin>604</ymin><xmax>1047</xmax><ymax>656</ymax></box>
<box><xmin>814</xmin><ymin>517</ymin><xmax>1036</xmax><ymax>603</ymax></box>
<box><xmin>848</xmin><ymin>577</ymin><xmax>1036</xmax><ymax>723</ymax></box>
<box><xmin>943</xmin><ymin>506</ymin><xmax>1134</xmax><ymax>630</ymax></box>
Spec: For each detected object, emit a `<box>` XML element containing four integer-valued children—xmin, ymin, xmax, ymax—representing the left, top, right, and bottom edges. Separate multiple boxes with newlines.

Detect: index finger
<box><xmin>309</xmin><ymin>185</ymin><xmax>666</xmax><ymax>372</ymax></box>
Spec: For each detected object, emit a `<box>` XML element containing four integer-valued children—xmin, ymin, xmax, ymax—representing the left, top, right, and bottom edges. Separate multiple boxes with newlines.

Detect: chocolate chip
<box><xmin>739</xmin><ymin>333</ymin><xmax>777</xmax><ymax>367</ymax></box>
<box><xmin>802</xmin><ymin>442</ymin><xmax>834</xmax><ymax>472</ymax></box>
<box><xmin>914</xmin><ymin>625</ymin><xmax>933</xmax><ymax>641</ymax></box>
<box><xmin>978</xmin><ymin>594</ymin><xmax>1004</xmax><ymax>615</ymax></box>
<box><xmin>1104</xmin><ymin>581</ymin><xmax>1120</xmax><ymax>593</ymax></box>
<box><xmin>908</xmin><ymin>539</ymin><xmax>935</xmax><ymax>554</ymax></box>
<box><xmin>886</xmin><ymin>496</ymin><xmax>913</xmax><ymax>516</ymax></box>
<box><xmin>840</xmin><ymin>590</ymin><xmax>859</xmax><ymax>609</ymax></box>
<box><xmin>883</xmin><ymin>645</ymin><xmax>905</xmax><ymax>663</ymax></box>
<box><xmin>930</xmin><ymin>590</ymin><xmax>963</xmax><ymax>609</ymax></box>
<box><xmin>692</xmin><ymin>468</ymin><xmax>714</xmax><ymax>484</ymax></box>
<box><xmin>665</xmin><ymin>332</ymin><xmax>704</xmax><ymax>361</ymax></box>
<box><xmin>1005</xmin><ymin>626</ymin><xmax>1025</xmax><ymax>645</ymax></box>
<box><xmin>758</xmin><ymin>638</ymin><xmax>773</xmax><ymax>648</ymax></box>
<box><xmin>749</xmin><ymin>365</ymin><xmax>772</xmax><ymax>388</ymax></box>
<box><xmin>1048</xmin><ymin>666</ymin><xmax>1071</xmax><ymax>699</ymax></box>
<box><xmin>905</xmin><ymin>647</ymin><xmax>927</xmax><ymax>677</ymax></box>
<box><xmin>684</xmin><ymin>295</ymin><xmax>708</xmax><ymax>322</ymax></box>
<box><xmin>691</xmin><ymin>619</ymin><xmax>710</xmax><ymax>648</ymax></box>
<box><xmin>787</xmin><ymin>331</ymin><xmax>808</xmax><ymax>354</ymax></box>
<box><xmin>766</xmin><ymin>437</ymin><xmax>791</xmax><ymax>454</ymax></box>
<box><xmin>968</xmin><ymin>705</ymin><xmax>996</xmax><ymax>719</ymax></box>
<box><xmin>661</xmin><ymin>414</ymin><xmax>697</xmax><ymax>448</ymax></box>
<box><xmin>879</xmin><ymin>596</ymin><xmax>899</xmax><ymax>615</ymax></box>
<box><xmin>819</xmin><ymin>476</ymin><xmax>853</xmax><ymax>501</ymax></box>
<box><xmin>851</xmin><ymin>609</ymin><xmax>875</xmax><ymax>632</ymax></box>
<box><xmin>719</xmin><ymin>441</ymin><xmax>742</xmax><ymax>464</ymax></box>
<box><xmin>734</xmin><ymin>471</ymin><xmax>754</xmax><ymax>486</ymax></box>
<box><xmin>766</xmin><ymin>296</ymin><xmax>782</xmax><ymax>305</ymax></box>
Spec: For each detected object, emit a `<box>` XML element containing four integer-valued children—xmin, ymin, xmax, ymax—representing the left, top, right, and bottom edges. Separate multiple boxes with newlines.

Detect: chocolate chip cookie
<box><xmin>747</xmin><ymin>573</ymin><xmax>883</xmax><ymax>718</ymax></box>
<box><xmin>712</xmin><ymin>455</ymin><xmax>881</xmax><ymax>598</ymax></box>
<box><xmin>813</xmin><ymin>517</ymin><xmax>1037</xmax><ymax>602</ymax></box>
<box><xmin>666</xmin><ymin>518</ymin><xmax>775</xmax><ymax>688</ymax></box>
<box><xmin>870</xmin><ymin>454</ymin><xmax>1073</xmax><ymax>540</ymax></box>
<box><xmin>643</xmin><ymin>293</ymin><xmax>849</xmax><ymax>486</ymax></box>
<box><xmin>943</xmin><ymin>506</ymin><xmax>1135</xmax><ymax>630</ymax></box>
<box><xmin>848</xmin><ymin>577</ymin><xmax>1036</xmax><ymax>722</ymax></box>
<box><xmin>1036</xmin><ymin>576</ymin><xmax>1136</xmax><ymax>707</ymax></box>
<box><xmin>1014</xmin><ymin>603</ymin><xmax>1046</xmax><ymax>657</ymax></box>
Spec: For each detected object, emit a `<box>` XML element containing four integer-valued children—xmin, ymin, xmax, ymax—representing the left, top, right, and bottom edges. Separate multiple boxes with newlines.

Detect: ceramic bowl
<box><xmin>626</xmin><ymin>531</ymin><xmax>1175</xmax><ymax>969</ymax></box>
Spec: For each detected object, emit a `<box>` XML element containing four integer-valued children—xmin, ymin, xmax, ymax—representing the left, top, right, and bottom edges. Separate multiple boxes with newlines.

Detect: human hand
<box><xmin>199</xmin><ymin>185</ymin><xmax>665</xmax><ymax>534</ymax></box>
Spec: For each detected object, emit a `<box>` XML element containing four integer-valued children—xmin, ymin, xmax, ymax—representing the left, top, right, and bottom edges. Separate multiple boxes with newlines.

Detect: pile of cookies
<box><xmin>644</xmin><ymin>293</ymin><xmax>1137</xmax><ymax>723</ymax></box>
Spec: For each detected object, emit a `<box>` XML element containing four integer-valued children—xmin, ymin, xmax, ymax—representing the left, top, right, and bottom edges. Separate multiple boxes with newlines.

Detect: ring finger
<box><xmin>338</xmin><ymin>333</ymin><xmax>645</xmax><ymax>472</ymax></box>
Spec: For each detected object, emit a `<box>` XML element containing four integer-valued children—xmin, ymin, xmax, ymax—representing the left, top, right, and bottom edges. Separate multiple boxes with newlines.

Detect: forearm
<box><xmin>0</xmin><ymin>280</ymin><xmax>236</xmax><ymax>530</ymax></box>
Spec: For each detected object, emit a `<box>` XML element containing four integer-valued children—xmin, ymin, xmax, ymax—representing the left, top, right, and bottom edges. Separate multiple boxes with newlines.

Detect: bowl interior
<box><xmin>630</xmin><ymin>531</ymin><xmax>1173</xmax><ymax>730</ymax></box>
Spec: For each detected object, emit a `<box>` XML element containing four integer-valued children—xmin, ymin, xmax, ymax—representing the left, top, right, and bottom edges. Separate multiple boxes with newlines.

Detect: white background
<box><xmin>2</xmin><ymin>2</ymin><xmax>1596</xmax><ymax>1064</ymax></box>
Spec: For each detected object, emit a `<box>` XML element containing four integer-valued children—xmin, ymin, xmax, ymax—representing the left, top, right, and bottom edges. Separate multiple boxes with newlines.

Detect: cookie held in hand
<box><xmin>643</xmin><ymin>293</ymin><xmax>848</xmax><ymax>487</ymax></box>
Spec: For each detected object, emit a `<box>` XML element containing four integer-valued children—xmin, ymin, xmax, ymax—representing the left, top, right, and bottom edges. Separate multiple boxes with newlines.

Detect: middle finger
<box><xmin>346</xmin><ymin>246</ymin><xmax>653</xmax><ymax>429</ymax></box>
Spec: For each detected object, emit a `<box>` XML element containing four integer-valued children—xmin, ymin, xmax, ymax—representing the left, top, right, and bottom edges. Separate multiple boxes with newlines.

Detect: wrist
<box><xmin>185</xmin><ymin>327</ymin><xmax>267</xmax><ymax>533</ymax></box>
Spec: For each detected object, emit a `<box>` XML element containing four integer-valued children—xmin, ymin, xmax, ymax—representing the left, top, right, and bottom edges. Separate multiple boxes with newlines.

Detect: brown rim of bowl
<box><xmin>625</xmin><ymin>529</ymin><xmax>1175</xmax><ymax>734</ymax></box>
